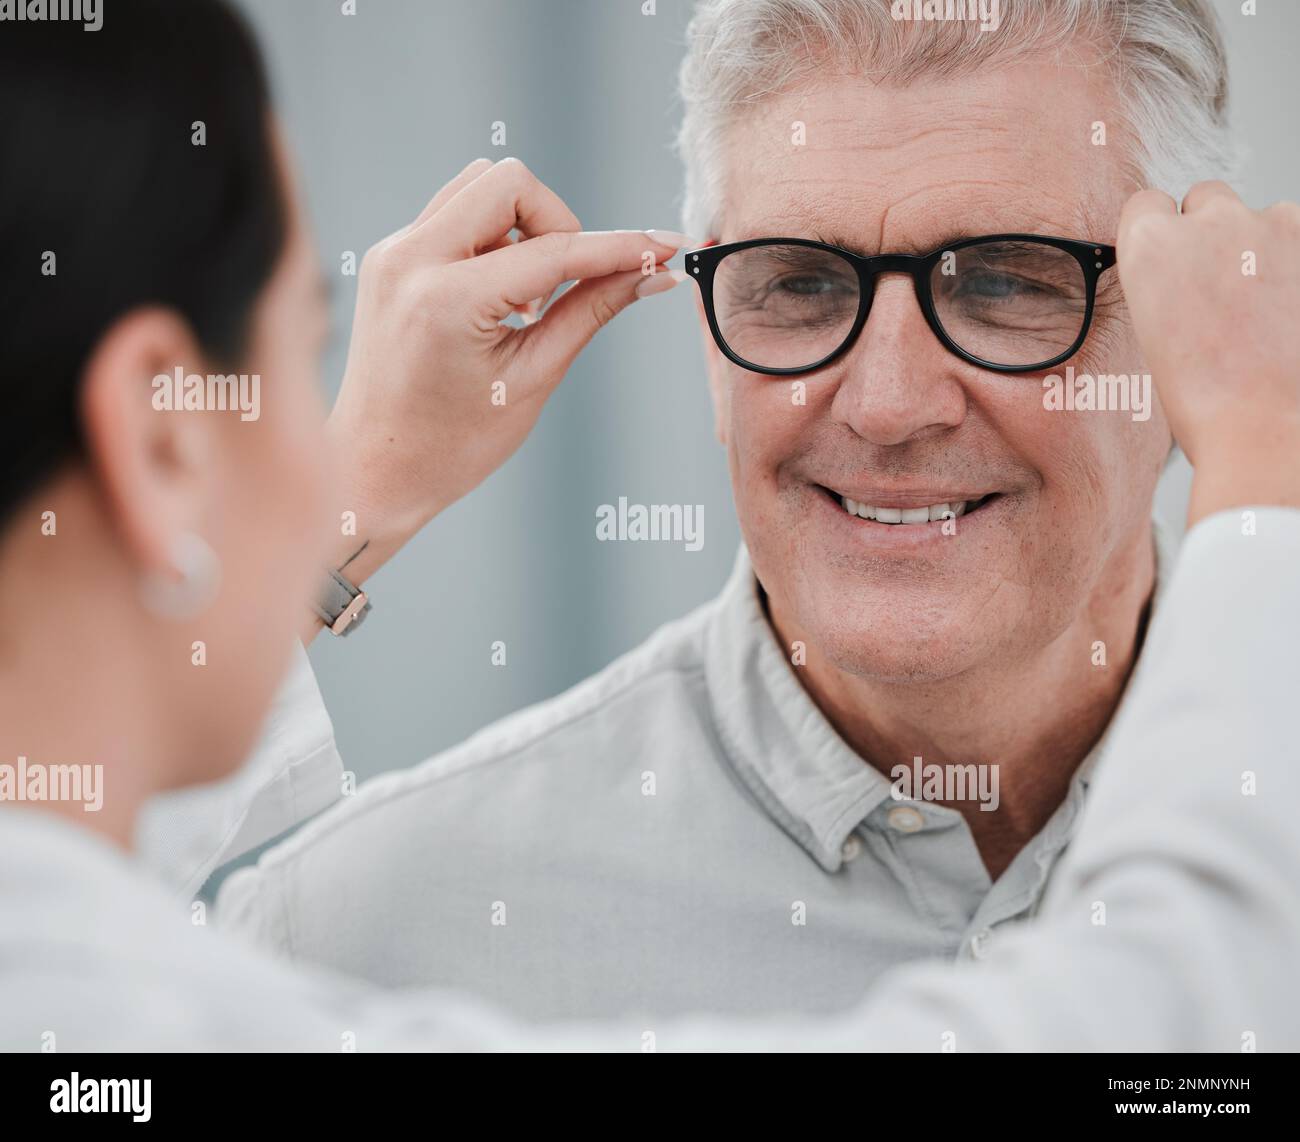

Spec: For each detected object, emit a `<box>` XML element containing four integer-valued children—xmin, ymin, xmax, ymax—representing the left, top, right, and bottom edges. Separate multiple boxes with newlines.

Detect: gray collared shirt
<box><xmin>218</xmin><ymin>523</ymin><xmax>1176</xmax><ymax>1020</ymax></box>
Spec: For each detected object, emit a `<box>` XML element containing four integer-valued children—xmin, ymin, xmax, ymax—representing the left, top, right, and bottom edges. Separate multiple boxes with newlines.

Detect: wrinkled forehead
<box><xmin>716</xmin><ymin>59</ymin><xmax>1133</xmax><ymax>253</ymax></box>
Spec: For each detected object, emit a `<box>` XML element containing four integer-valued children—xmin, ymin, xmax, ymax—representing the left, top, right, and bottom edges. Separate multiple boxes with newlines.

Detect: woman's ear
<box><xmin>78</xmin><ymin>307</ymin><xmax>218</xmax><ymax>581</ymax></box>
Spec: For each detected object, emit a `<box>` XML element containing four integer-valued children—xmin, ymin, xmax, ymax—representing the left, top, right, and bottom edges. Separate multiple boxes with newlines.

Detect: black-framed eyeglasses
<box><xmin>685</xmin><ymin>234</ymin><xmax>1117</xmax><ymax>376</ymax></box>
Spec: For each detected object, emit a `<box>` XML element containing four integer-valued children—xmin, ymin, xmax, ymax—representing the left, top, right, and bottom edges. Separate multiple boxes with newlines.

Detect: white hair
<box><xmin>676</xmin><ymin>0</ymin><xmax>1239</xmax><ymax>237</ymax></box>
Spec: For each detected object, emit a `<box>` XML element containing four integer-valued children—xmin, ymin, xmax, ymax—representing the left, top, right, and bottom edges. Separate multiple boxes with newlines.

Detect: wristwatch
<box><xmin>315</xmin><ymin>566</ymin><xmax>371</xmax><ymax>636</ymax></box>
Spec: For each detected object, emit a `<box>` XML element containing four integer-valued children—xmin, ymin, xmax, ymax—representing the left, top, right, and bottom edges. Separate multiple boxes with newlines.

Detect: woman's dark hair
<box><xmin>0</xmin><ymin>0</ymin><xmax>286</xmax><ymax>524</ymax></box>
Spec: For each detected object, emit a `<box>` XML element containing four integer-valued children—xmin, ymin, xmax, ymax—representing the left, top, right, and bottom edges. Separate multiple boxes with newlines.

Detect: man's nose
<box><xmin>828</xmin><ymin>275</ymin><xmax>968</xmax><ymax>446</ymax></box>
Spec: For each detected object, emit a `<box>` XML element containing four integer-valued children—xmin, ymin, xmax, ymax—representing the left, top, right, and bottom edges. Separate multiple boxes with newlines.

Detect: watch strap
<box><xmin>315</xmin><ymin>567</ymin><xmax>371</xmax><ymax>636</ymax></box>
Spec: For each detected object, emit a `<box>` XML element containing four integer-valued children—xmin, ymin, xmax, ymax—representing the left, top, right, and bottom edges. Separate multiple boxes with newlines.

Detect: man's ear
<box><xmin>78</xmin><ymin>307</ymin><xmax>218</xmax><ymax>580</ymax></box>
<box><xmin>692</xmin><ymin>287</ymin><xmax>731</xmax><ymax>448</ymax></box>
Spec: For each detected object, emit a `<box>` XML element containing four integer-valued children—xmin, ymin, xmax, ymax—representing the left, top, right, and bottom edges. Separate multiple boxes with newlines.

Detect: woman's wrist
<box><xmin>298</xmin><ymin>496</ymin><xmax>416</xmax><ymax>646</ymax></box>
<box><xmin>323</xmin><ymin>413</ymin><xmax>441</xmax><ymax>580</ymax></box>
<box><xmin>297</xmin><ymin>415</ymin><xmax>446</xmax><ymax>645</ymax></box>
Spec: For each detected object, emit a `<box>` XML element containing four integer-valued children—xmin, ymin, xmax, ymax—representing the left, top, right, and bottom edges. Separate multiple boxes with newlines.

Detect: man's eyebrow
<box><xmin>810</xmin><ymin>231</ymin><xmax>965</xmax><ymax>257</ymax></box>
<box><xmin>811</xmin><ymin>231</ymin><xmax>867</xmax><ymax>254</ymax></box>
<box><xmin>811</xmin><ymin>226</ymin><xmax>1089</xmax><ymax>257</ymax></box>
<box><xmin>741</xmin><ymin>213</ymin><xmax>1097</xmax><ymax>255</ymax></box>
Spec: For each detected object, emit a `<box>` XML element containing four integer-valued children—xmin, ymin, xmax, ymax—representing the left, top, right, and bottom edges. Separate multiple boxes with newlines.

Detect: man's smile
<box><xmin>805</xmin><ymin>480</ymin><xmax>1012</xmax><ymax>548</ymax></box>
<box><xmin>815</xmin><ymin>484</ymin><xmax>1002</xmax><ymax>524</ymax></box>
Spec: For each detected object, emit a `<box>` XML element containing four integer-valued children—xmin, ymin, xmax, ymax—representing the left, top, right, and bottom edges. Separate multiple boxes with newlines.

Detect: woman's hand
<box><xmin>322</xmin><ymin>157</ymin><xmax>691</xmax><ymax>585</ymax></box>
<box><xmin>1119</xmin><ymin>181</ymin><xmax>1300</xmax><ymax>524</ymax></box>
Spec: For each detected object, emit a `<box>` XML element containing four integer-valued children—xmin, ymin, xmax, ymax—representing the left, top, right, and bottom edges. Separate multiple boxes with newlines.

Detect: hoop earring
<box><xmin>139</xmin><ymin>531</ymin><xmax>222</xmax><ymax>620</ymax></box>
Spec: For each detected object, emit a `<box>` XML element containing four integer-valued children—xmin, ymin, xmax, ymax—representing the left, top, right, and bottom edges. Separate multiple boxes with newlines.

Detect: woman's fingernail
<box><xmin>635</xmin><ymin>268</ymin><xmax>687</xmax><ymax>298</ymax></box>
<box><xmin>643</xmin><ymin>230</ymin><xmax>696</xmax><ymax>250</ymax></box>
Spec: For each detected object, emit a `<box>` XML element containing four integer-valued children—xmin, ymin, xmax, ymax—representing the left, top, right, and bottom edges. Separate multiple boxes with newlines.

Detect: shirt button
<box><xmin>969</xmin><ymin>928</ymin><xmax>993</xmax><ymax>959</ymax></box>
<box><xmin>840</xmin><ymin>835</ymin><xmax>863</xmax><ymax>862</ymax></box>
<box><xmin>886</xmin><ymin>806</ymin><xmax>925</xmax><ymax>833</ymax></box>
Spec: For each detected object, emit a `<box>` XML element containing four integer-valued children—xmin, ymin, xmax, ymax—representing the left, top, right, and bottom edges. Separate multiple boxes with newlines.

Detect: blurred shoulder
<box><xmin>227</xmin><ymin>594</ymin><xmax>722</xmax><ymax>881</ymax></box>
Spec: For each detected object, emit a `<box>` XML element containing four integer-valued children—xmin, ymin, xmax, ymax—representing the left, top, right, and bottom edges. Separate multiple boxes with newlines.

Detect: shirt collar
<box><xmin>704</xmin><ymin>516</ymin><xmax>1180</xmax><ymax>873</ymax></box>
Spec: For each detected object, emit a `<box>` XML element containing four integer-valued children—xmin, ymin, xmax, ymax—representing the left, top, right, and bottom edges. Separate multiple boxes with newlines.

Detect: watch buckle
<box><xmin>329</xmin><ymin>591</ymin><xmax>369</xmax><ymax>636</ymax></box>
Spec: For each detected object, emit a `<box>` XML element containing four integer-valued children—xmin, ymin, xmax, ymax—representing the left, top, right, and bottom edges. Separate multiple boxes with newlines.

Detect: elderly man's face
<box><xmin>702</xmin><ymin>59</ymin><xmax>1172</xmax><ymax>681</ymax></box>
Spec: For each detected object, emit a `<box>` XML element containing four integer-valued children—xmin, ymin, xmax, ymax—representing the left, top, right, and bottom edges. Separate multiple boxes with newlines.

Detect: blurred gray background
<box><xmin>232</xmin><ymin>0</ymin><xmax>1299</xmax><ymax>792</ymax></box>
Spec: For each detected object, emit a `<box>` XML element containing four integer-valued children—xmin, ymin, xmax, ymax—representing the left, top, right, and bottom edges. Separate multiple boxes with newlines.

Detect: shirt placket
<box><xmin>859</xmin><ymin>800</ymin><xmax>994</xmax><ymax>953</ymax></box>
<box><xmin>956</xmin><ymin>775</ymin><xmax>1091</xmax><ymax>963</ymax></box>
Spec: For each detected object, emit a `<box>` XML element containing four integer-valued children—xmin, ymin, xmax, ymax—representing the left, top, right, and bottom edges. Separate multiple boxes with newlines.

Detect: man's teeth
<box><xmin>841</xmin><ymin>496</ymin><xmax>970</xmax><ymax>524</ymax></box>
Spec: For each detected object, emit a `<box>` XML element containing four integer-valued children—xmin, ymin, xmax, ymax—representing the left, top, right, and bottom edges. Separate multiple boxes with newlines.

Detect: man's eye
<box><xmin>772</xmin><ymin>273</ymin><xmax>847</xmax><ymax>297</ymax></box>
<box><xmin>957</xmin><ymin>271</ymin><xmax>1026</xmax><ymax>299</ymax></box>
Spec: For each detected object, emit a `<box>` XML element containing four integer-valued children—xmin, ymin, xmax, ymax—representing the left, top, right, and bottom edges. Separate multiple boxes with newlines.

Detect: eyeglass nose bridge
<box><xmin>853</xmin><ymin>252</ymin><xmax>928</xmax><ymax>276</ymax></box>
<box><xmin>842</xmin><ymin>252</ymin><xmax>933</xmax><ymax>345</ymax></box>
